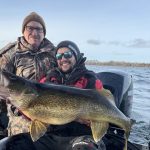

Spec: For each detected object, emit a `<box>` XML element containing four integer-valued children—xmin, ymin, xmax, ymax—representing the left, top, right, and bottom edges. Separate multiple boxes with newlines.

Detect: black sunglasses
<box><xmin>56</xmin><ymin>51</ymin><xmax>73</xmax><ymax>60</ymax></box>
<box><xmin>25</xmin><ymin>26</ymin><xmax>44</xmax><ymax>33</ymax></box>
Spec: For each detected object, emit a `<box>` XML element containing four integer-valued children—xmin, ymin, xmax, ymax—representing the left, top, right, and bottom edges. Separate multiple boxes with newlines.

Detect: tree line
<box><xmin>85</xmin><ymin>60</ymin><xmax>150</xmax><ymax>67</ymax></box>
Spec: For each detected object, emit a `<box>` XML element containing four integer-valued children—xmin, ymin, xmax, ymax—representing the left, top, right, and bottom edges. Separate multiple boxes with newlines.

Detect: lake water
<box><xmin>87</xmin><ymin>65</ymin><xmax>150</xmax><ymax>146</ymax></box>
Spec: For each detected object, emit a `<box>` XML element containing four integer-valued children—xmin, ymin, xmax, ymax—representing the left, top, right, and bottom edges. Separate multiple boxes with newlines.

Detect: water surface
<box><xmin>87</xmin><ymin>65</ymin><xmax>150</xmax><ymax>146</ymax></box>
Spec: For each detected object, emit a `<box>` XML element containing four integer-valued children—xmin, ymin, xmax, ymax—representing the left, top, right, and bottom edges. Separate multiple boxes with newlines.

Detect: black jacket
<box><xmin>44</xmin><ymin>55</ymin><xmax>102</xmax><ymax>137</ymax></box>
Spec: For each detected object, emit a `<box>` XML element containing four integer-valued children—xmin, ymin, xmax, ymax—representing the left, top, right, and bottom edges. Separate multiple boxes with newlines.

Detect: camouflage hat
<box><xmin>22</xmin><ymin>12</ymin><xmax>46</xmax><ymax>35</ymax></box>
<box><xmin>56</xmin><ymin>40</ymin><xmax>81</xmax><ymax>61</ymax></box>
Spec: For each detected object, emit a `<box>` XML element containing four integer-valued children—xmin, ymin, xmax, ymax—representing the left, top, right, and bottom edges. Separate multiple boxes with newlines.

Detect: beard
<box><xmin>59</xmin><ymin>60</ymin><xmax>74</xmax><ymax>74</ymax></box>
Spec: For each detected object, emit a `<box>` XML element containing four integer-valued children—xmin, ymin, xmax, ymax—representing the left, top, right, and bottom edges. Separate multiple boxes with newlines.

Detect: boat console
<box><xmin>97</xmin><ymin>70</ymin><xmax>133</xmax><ymax>117</ymax></box>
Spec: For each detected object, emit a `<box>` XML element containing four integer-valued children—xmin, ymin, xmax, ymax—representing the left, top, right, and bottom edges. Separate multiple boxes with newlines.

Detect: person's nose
<box><xmin>32</xmin><ymin>29</ymin><xmax>38</xmax><ymax>35</ymax></box>
<box><xmin>61</xmin><ymin>55</ymin><xmax>67</xmax><ymax>60</ymax></box>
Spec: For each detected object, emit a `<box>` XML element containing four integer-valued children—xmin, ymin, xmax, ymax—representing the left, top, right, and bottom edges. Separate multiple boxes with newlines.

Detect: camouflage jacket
<box><xmin>0</xmin><ymin>36</ymin><xmax>56</xmax><ymax>136</ymax></box>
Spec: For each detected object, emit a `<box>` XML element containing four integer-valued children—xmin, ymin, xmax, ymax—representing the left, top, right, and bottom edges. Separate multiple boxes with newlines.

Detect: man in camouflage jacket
<box><xmin>0</xmin><ymin>12</ymin><xmax>56</xmax><ymax>138</ymax></box>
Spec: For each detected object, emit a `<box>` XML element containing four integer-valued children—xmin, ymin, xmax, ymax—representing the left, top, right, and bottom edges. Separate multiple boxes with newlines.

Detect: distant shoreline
<box><xmin>85</xmin><ymin>60</ymin><xmax>150</xmax><ymax>67</ymax></box>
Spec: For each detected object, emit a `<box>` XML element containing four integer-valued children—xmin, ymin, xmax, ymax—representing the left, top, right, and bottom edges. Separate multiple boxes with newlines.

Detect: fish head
<box><xmin>0</xmin><ymin>69</ymin><xmax>36</xmax><ymax>108</ymax></box>
<box><xmin>1</xmin><ymin>70</ymin><xmax>29</xmax><ymax>95</ymax></box>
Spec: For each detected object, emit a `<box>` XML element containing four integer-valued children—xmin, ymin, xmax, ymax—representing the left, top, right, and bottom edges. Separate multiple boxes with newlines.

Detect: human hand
<box><xmin>76</xmin><ymin>119</ymin><xmax>91</xmax><ymax>127</ymax></box>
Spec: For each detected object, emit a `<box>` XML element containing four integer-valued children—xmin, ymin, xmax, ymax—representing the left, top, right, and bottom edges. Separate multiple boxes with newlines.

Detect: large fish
<box><xmin>0</xmin><ymin>69</ymin><xmax>132</xmax><ymax>150</ymax></box>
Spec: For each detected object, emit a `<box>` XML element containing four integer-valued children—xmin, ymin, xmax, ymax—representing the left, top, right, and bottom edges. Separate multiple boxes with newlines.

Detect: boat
<box><xmin>97</xmin><ymin>70</ymin><xmax>150</xmax><ymax>150</ymax></box>
<box><xmin>0</xmin><ymin>70</ymin><xmax>149</xmax><ymax>150</ymax></box>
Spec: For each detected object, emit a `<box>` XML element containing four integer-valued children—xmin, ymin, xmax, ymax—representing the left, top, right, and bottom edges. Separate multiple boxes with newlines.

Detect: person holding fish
<box><xmin>0</xmin><ymin>12</ymin><xmax>56</xmax><ymax>149</ymax></box>
<box><xmin>38</xmin><ymin>40</ymin><xmax>131</xmax><ymax>150</ymax></box>
<box><xmin>39</xmin><ymin>40</ymin><xmax>113</xmax><ymax>150</ymax></box>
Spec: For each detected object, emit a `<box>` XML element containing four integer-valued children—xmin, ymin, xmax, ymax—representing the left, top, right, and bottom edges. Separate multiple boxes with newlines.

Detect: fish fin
<box><xmin>123</xmin><ymin>139</ymin><xmax>127</xmax><ymax>150</ymax></box>
<box><xmin>124</xmin><ymin>130</ymin><xmax>129</xmax><ymax>150</ymax></box>
<box><xmin>91</xmin><ymin>121</ymin><xmax>109</xmax><ymax>142</ymax></box>
<box><xmin>30</xmin><ymin>120</ymin><xmax>48</xmax><ymax>142</ymax></box>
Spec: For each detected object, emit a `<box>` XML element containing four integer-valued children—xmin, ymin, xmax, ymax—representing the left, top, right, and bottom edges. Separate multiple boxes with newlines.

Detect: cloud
<box><xmin>126</xmin><ymin>38</ymin><xmax>150</xmax><ymax>48</ymax></box>
<box><xmin>87</xmin><ymin>39</ymin><xmax>103</xmax><ymax>45</ymax></box>
<box><xmin>86</xmin><ymin>38</ymin><xmax>150</xmax><ymax>48</ymax></box>
<box><xmin>107</xmin><ymin>39</ymin><xmax>150</xmax><ymax>48</ymax></box>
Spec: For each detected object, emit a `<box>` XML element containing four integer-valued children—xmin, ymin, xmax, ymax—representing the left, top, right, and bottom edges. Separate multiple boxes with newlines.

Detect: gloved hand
<box><xmin>76</xmin><ymin>119</ymin><xmax>91</xmax><ymax>127</ymax></box>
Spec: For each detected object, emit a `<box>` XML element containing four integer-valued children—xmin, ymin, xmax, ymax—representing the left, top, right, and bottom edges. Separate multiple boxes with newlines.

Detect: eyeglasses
<box><xmin>56</xmin><ymin>51</ymin><xmax>73</xmax><ymax>60</ymax></box>
<box><xmin>25</xmin><ymin>26</ymin><xmax>44</xmax><ymax>33</ymax></box>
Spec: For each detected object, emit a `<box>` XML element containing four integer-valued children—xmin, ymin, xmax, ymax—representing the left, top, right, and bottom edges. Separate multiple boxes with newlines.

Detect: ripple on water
<box><xmin>129</xmin><ymin>121</ymin><xmax>150</xmax><ymax>146</ymax></box>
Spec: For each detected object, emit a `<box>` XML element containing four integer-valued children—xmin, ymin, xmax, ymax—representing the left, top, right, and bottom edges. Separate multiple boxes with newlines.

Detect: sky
<box><xmin>0</xmin><ymin>0</ymin><xmax>150</xmax><ymax>63</ymax></box>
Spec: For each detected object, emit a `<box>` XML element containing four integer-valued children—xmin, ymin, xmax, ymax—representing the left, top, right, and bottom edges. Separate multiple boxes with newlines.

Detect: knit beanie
<box><xmin>56</xmin><ymin>40</ymin><xmax>81</xmax><ymax>61</ymax></box>
<box><xmin>22</xmin><ymin>12</ymin><xmax>46</xmax><ymax>36</ymax></box>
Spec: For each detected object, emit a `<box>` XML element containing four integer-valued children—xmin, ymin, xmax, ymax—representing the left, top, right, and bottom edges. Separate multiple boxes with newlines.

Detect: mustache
<box><xmin>30</xmin><ymin>35</ymin><xmax>40</xmax><ymax>39</ymax></box>
<box><xmin>60</xmin><ymin>60</ymin><xmax>71</xmax><ymax>65</ymax></box>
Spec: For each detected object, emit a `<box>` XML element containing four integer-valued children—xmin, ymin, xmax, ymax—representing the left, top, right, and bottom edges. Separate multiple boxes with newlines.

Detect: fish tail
<box><xmin>123</xmin><ymin>118</ymin><xmax>134</xmax><ymax>150</ymax></box>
